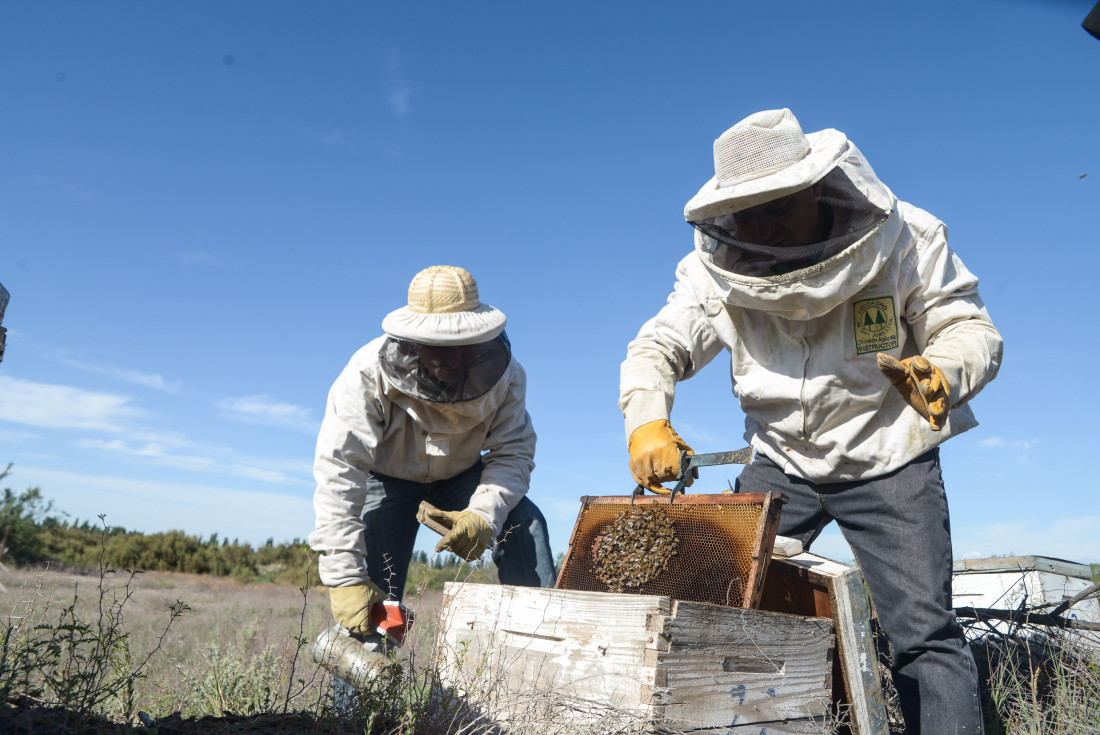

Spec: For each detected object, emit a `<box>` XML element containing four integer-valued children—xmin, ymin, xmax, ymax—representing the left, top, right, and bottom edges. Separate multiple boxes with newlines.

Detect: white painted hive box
<box><xmin>953</xmin><ymin>555</ymin><xmax>1100</xmax><ymax>644</ymax></box>
<box><xmin>435</xmin><ymin>582</ymin><xmax>835</xmax><ymax>734</ymax></box>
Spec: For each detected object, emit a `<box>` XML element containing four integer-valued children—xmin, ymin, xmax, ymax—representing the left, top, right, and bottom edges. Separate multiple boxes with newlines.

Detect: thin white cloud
<box><xmin>387</xmin><ymin>80</ymin><xmax>415</xmax><ymax>115</ymax></box>
<box><xmin>60</xmin><ymin>184</ymin><xmax>98</xmax><ymax>202</ymax></box>
<box><xmin>316</xmin><ymin>130</ymin><xmax>351</xmax><ymax>146</ymax></box>
<box><xmin>955</xmin><ymin>516</ymin><xmax>1100</xmax><ymax>565</ymax></box>
<box><xmin>75</xmin><ymin>438</ymin><xmax>222</xmax><ymax>473</ymax></box>
<box><xmin>216</xmin><ymin>394</ymin><xmax>318</xmax><ymax>434</ymax></box>
<box><xmin>0</xmin><ymin>376</ymin><xmax>141</xmax><ymax>432</ymax></box>
<box><xmin>174</xmin><ymin>251</ymin><xmax>212</xmax><ymax>265</ymax></box>
<box><xmin>975</xmin><ymin>437</ymin><xmax>1039</xmax><ymax>450</ymax></box>
<box><xmin>10</xmin><ymin>466</ymin><xmax>313</xmax><ymax>546</ymax></box>
<box><xmin>29</xmin><ymin>174</ymin><xmax>98</xmax><ymax>202</ymax></box>
<box><xmin>230</xmin><ymin>464</ymin><xmax>299</xmax><ymax>484</ymax></box>
<box><xmin>0</xmin><ymin>428</ymin><xmax>42</xmax><ymax>443</ymax></box>
<box><xmin>60</xmin><ymin>359</ymin><xmax>182</xmax><ymax>393</ymax></box>
<box><xmin>73</xmin><ymin>436</ymin><xmax>310</xmax><ymax>486</ymax></box>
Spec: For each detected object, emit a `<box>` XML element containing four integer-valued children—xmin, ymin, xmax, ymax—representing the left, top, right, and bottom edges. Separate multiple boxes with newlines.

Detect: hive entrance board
<box><xmin>555</xmin><ymin>492</ymin><xmax>784</xmax><ymax>609</ymax></box>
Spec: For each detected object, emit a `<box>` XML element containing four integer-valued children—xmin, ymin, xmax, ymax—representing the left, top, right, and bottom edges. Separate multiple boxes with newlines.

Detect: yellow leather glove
<box><xmin>877</xmin><ymin>354</ymin><xmax>950</xmax><ymax>431</ymax></box>
<box><xmin>627</xmin><ymin>419</ymin><xmax>697</xmax><ymax>495</ymax></box>
<box><xmin>329</xmin><ymin>581</ymin><xmax>386</xmax><ymax>635</ymax></box>
<box><xmin>422</xmin><ymin>507</ymin><xmax>494</xmax><ymax>561</ymax></box>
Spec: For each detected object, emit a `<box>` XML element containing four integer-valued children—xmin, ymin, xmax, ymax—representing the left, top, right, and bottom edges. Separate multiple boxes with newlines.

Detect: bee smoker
<box><xmin>311</xmin><ymin>600</ymin><xmax>414</xmax><ymax>690</ymax></box>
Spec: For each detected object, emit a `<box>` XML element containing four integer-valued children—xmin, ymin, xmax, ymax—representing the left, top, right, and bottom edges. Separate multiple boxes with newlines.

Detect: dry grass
<box><xmin>0</xmin><ymin>561</ymin><xmax>515</xmax><ymax>733</ymax></box>
<box><xmin>12</xmin><ymin>559</ymin><xmax>1095</xmax><ymax>734</ymax></box>
<box><xmin>1</xmin><ymin>565</ymin><xmax>334</xmax><ymax>718</ymax></box>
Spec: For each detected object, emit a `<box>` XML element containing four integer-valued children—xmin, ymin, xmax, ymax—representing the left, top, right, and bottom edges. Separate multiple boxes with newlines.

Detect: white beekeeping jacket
<box><xmin>620</xmin><ymin>142</ymin><xmax>1002</xmax><ymax>483</ymax></box>
<box><xmin>310</xmin><ymin>336</ymin><xmax>536</xmax><ymax>587</ymax></box>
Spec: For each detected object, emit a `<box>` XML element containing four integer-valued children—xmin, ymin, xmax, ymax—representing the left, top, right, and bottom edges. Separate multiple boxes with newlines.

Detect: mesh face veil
<box><xmin>691</xmin><ymin>167</ymin><xmax>890</xmax><ymax>278</ymax></box>
<box><xmin>378</xmin><ymin>333</ymin><xmax>512</xmax><ymax>403</ymax></box>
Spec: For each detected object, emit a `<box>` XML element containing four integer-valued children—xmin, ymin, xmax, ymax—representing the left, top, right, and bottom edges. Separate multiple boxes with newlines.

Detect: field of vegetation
<box><xmin>1</xmin><ymin>466</ymin><xmax>1098</xmax><ymax>733</ymax></box>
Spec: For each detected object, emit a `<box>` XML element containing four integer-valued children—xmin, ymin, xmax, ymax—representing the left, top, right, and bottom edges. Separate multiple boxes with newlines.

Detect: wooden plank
<box><xmin>760</xmin><ymin>554</ymin><xmax>890</xmax><ymax>735</ymax></box>
<box><xmin>745</xmin><ymin>493</ymin><xmax>784</xmax><ymax>608</ymax></box>
<box><xmin>831</xmin><ymin>568</ymin><xmax>888</xmax><ymax>735</ymax></box>
<box><xmin>652</xmin><ymin>601</ymin><xmax>833</xmax><ymax>731</ymax></box>
<box><xmin>437</xmin><ymin>583</ymin><xmax>667</xmax><ymax>716</ymax></box>
<box><xmin>952</xmin><ymin>555</ymin><xmax>1092</xmax><ymax>578</ymax></box>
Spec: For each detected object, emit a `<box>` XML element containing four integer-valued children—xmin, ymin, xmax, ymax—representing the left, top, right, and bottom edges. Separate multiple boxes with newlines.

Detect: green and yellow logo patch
<box><xmin>853</xmin><ymin>296</ymin><xmax>898</xmax><ymax>355</ymax></box>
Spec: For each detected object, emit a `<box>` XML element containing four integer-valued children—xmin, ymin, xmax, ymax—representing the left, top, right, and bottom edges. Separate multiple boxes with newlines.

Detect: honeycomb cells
<box><xmin>558</xmin><ymin>495</ymin><xmax>774</xmax><ymax>608</ymax></box>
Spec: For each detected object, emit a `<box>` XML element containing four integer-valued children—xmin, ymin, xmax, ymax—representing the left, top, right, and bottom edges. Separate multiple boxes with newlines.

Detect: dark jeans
<box><xmin>361</xmin><ymin>460</ymin><xmax>555</xmax><ymax>599</ymax></box>
<box><xmin>736</xmin><ymin>449</ymin><xmax>983</xmax><ymax>734</ymax></box>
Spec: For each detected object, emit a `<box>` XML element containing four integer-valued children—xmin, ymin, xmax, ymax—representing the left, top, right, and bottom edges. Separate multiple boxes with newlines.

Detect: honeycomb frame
<box><xmin>554</xmin><ymin>492</ymin><xmax>785</xmax><ymax>609</ymax></box>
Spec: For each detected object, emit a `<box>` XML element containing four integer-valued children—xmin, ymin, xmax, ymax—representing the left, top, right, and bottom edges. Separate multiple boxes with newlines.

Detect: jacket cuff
<box><xmin>317</xmin><ymin>550</ymin><xmax>369</xmax><ymax>588</ymax></box>
<box><xmin>622</xmin><ymin>391</ymin><xmax>672</xmax><ymax>439</ymax></box>
<box><xmin>465</xmin><ymin>494</ymin><xmax>507</xmax><ymax>537</ymax></box>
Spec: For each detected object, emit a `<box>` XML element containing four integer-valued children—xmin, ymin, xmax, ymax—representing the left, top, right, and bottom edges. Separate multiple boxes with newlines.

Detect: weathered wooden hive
<box><xmin>953</xmin><ymin>555</ymin><xmax>1100</xmax><ymax>646</ymax></box>
<box><xmin>431</xmin><ymin>491</ymin><xmax>894</xmax><ymax>733</ymax></box>
<box><xmin>436</xmin><ymin>583</ymin><xmax>835</xmax><ymax>734</ymax></box>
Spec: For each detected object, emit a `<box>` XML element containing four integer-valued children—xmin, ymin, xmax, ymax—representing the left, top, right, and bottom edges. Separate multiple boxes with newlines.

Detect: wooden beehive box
<box><xmin>435</xmin><ymin>583</ymin><xmax>835</xmax><ymax>734</ymax></box>
<box><xmin>759</xmin><ymin>553</ymin><xmax>890</xmax><ymax>735</ymax></box>
<box><xmin>952</xmin><ymin>555</ymin><xmax>1100</xmax><ymax>646</ymax></box>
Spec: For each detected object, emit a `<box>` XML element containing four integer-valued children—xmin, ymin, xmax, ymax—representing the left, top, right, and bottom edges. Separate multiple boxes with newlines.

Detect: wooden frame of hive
<box><xmin>555</xmin><ymin>491</ymin><xmax>785</xmax><ymax>609</ymax></box>
<box><xmin>435</xmin><ymin>583</ymin><xmax>835</xmax><ymax>733</ymax></box>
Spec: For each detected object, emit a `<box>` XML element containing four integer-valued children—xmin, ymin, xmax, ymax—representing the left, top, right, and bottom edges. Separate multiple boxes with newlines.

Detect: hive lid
<box><xmin>952</xmin><ymin>555</ymin><xmax>1092</xmax><ymax>579</ymax></box>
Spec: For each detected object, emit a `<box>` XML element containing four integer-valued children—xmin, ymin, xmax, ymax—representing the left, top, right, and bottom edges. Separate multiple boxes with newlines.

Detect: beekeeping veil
<box><xmin>379</xmin><ymin>266</ymin><xmax>511</xmax><ymax>403</ymax></box>
<box><xmin>684</xmin><ymin>109</ymin><xmax>894</xmax><ymax>279</ymax></box>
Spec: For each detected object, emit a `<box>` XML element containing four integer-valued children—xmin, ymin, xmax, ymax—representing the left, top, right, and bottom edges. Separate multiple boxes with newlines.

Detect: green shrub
<box><xmin>0</xmin><ymin>533</ymin><xmax>189</xmax><ymax>725</ymax></box>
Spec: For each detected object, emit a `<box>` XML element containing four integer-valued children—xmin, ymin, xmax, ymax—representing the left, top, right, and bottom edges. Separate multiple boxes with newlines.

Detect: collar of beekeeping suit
<box><xmin>683</xmin><ymin>108</ymin><xmax>850</xmax><ymax>221</ymax></box>
<box><xmin>382</xmin><ymin>265</ymin><xmax>507</xmax><ymax>346</ymax></box>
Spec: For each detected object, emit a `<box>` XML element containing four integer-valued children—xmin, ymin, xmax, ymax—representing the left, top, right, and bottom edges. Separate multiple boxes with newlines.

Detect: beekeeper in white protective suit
<box><xmin>621</xmin><ymin>110</ymin><xmax>1002</xmax><ymax>734</ymax></box>
<box><xmin>310</xmin><ymin>265</ymin><xmax>555</xmax><ymax>638</ymax></box>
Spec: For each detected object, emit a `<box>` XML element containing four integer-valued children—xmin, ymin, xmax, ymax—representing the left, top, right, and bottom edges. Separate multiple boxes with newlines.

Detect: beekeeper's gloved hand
<box><xmin>422</xmin><ymin>506</ymin><xmax>494</xmax><ymax>561</ymax></box>
<box><xmin>329</xmin><ymin>581</ymin><xmax>386</xmax><ymax>635</ymax></box>
<box><xmin>877</xmin><ymin>354</ymin><xmax>950</xmax><ymax>431</ymax></box>
<box><xmin>628</xmin><ymin>419</ymin><xmax>697</xmax><ymax>495</ymax></box>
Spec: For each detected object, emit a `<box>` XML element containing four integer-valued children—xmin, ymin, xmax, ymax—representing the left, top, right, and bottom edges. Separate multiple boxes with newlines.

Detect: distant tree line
<box><xmin>0</xmin><ymin>464</ymin><xmax>492</xmax><ymax>589</ymax></box>
<box><xmin>0</xmin><ymin>464</ymin><xmax>312</xmax><ymax>584</ymax></box>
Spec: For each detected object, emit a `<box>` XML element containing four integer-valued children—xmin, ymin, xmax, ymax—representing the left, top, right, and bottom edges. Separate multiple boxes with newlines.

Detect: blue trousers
<box><xmin>737</xmin><ymin>449</ymin><xmax>983</xmax><ymax>734</ymax></box>
<box><xmin>361</xmin><ymin>460</ymin><xmax>556</xmax><ymax>599</ymax></box>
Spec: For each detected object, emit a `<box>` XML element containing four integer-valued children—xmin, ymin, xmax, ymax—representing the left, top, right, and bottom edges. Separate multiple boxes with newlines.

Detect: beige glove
<box><xmin>877</xmin><ymin>354</ymin><xmax>950</xmax><ymax>431</ymax></box>
<box><xmin>329</xmin><ymin>581</ymin><xmax>386</xmax><ymax>635</ymax></box>
<box><xmin>422</xmin><ymin>506</ymin><xmax>494</xmax><ymax>561</ymax></box>
<box><xmin>627</xmin><ymin>419</ymin><xmax>697</xmax><ymax>494</ymax></box>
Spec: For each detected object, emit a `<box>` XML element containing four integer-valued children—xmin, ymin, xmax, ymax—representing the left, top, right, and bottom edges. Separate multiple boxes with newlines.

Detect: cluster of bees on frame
<box><xmin>590</xmin><ymin>506</ymin><xmax>681</xmax><ymax>593</ymax></box>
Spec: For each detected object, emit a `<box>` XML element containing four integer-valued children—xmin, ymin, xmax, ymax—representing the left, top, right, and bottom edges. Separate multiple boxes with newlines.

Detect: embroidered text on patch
<box><xmin>853</xmin><ymin>296</ymin><xmax>899</xmax><ymax>355</ymax></box>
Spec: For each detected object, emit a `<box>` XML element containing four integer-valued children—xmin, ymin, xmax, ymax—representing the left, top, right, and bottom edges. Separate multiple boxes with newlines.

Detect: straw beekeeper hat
<box><xmin>683</xmin><ymin>108</ymin><xmax>850</xmax><ymax>221</ymax></box>
<box><xmin>381</xmin><ymin>265</ymin><xmax>507</xmax><ymax>346</ymax></box>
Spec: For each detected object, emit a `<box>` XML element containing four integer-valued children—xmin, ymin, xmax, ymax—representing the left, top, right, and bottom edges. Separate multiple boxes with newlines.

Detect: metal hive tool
<box><xmin>555</xmin><ymin>450</ymin><xmax>785</xmax><ymax>608</ymax></box>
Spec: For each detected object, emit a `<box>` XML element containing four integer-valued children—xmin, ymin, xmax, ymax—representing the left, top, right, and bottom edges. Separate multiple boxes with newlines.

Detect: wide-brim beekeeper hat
<box><xmin>683</xmin><ymin>108</ymin><xmax>850</xmax><ymax>221</ymax></box>
<box><xmin>381</xmin><ymin>265</ymin><xmax>507</xmax><ymax>346</ymax></box>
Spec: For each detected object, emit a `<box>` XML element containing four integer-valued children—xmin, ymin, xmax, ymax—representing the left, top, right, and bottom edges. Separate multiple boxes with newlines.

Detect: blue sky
<box><xmin>1</xmin><ymin>1</ymin><xmax>1098</xmax><ymax>566</ymax></box>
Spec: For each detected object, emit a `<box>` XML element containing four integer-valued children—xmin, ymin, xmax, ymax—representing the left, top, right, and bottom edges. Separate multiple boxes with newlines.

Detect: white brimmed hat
<box><xmin>381</xmin><ymin>265</ymin><xmax>507</xmax><ymax>346</ymax></box>
<box><xmin>684</xmin><ymin>109</ymin><xmax>849</xmax><ymax>221</ymax></box>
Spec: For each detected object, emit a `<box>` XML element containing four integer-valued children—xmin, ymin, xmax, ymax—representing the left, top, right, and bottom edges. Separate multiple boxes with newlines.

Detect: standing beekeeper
<box><xmin>310</xmin><ymin>265</ymin><xmax>555</xmax><ymax>638</ymax></box>
<box><xmin>620</xmin><ymin>109</ymin><xmax>1002</xmax><ymax>733</ymax></box>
